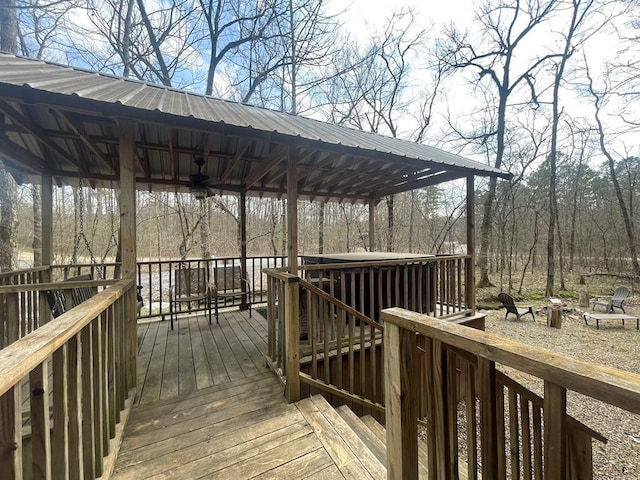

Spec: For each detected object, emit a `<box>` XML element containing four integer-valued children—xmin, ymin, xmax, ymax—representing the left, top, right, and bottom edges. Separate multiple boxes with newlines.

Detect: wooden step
<box><xmin>297</xmin><ymin>395</ymin><xmax>386</xmax><ymax>480</ymax></box>
<box><xmin>361</xmin><ymin>415</ymin><xmax>470</xmax><ymax>480</ymax></box>
<box><xmin>336</xmin><ymin>406</ymin><xmax>386</xmax><ymax>465</ymax></box>
<box><xmin>361</xmin><ymin>415</ymin><xmax>432</xmax><ymax>479</ymax></box>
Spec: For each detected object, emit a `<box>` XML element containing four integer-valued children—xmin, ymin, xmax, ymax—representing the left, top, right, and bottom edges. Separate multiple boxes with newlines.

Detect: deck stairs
<box><xmin>111</xmin><ymin>370</ymin><xmax>453</xmax><ymax>479</ymax></box>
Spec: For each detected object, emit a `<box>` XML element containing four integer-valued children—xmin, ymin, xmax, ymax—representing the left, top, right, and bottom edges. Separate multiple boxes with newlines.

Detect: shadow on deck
<box><xmin>113</xmin><ymin>311</ymin><xmax>387</xmax><ymax>479</ymax></box>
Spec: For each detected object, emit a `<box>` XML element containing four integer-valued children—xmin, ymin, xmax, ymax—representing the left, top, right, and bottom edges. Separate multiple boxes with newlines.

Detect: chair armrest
<box><xmin>240</xmin><ymin>278</ymin><xmax>251</xmax><ymax>293</ymax></box>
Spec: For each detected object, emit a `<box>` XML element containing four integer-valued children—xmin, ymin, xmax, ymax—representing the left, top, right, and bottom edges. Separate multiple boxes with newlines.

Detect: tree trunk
<box><xmin>0</xmin><ymin>0</ymin><xmax>17</xmax><ymax>272</ymax></box>
<box><xmin>199</xmin><ymin>199</ymin><xmax>212</xmax><ymax>258</ymax></box>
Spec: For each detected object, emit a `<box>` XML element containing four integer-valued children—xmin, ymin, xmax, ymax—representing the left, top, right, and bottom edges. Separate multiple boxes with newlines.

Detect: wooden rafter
<box><xmin>0</xmin><ymin>135</ymin><xmax>47</xmax><ymax>173</ymax></box>
<box><xmin>221</xmin><ymin>139</ymin><xmax>251</xmax><ymax>182</ymax></box>
<box><xmin>168</xmin><ymin>128</ymin><xmax>178</xmax><ymax>180</ymax></box>
<box><xmin>376</xmin><ymin>171</ymin><xmax>467</xmax><ymax>197</ymax></box>
<box><xmin>52</xmin><ymin>109</ymin><xmax>116</xmax><ymax>173</ymax></box>
<box><xmin>0</xmin><ymin>101</ymin><xmax>74</xmax><ymax>169</ymax></box>
<box><xmin>244</xmin><ymin>144</ymin><xmax>287</xmax><ymax>188</ymax></box>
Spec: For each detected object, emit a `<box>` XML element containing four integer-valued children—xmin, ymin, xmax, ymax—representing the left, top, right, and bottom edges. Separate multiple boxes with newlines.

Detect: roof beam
<box><xmin>376</xmin><ymin>171</ymin><xmax>467</xmax><ymax>197</ymax></box>
<box><xmin>221</xmin><ymin>139</ymin><xmax>250</xmax><ymax>182</ymax></box>
<box><xmin>0</xmin><ymin>135</ymin><xmax>47</xmax><ymax>173</ymax></box>
<box><xmin>0</xmin><ymin>101</ymin><xmax>73</xmax><ymax>167</ymax></box>
<box><xmin>244</xmin><ymin>144</ymin><xmax>287</xmax><ymax>188</ymax></box>
<box><xmin>52</xmin><ymin>109</ymin><xmax>116</xmax><ymax>173</ymax></box>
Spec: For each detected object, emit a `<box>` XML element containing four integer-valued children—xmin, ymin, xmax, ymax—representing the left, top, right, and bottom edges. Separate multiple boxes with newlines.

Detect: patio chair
<box><xmin>498</xmin><ymin>292</ymin><xmax>535</xmax><ymax>322</ymax></box>
<box><xmin>591</xmin><ymin>286</ymin><xmax>631</xmax><ymax>313</ymax></box>
<box><xmin>213</xmin><ymin>265</ymin><xmax>252</xmax><ymax>322</ymax></box>
<box><xmin>170</xmin><ymin>265</ymin><xmax>213</xmax><ymax>330</ymax></box>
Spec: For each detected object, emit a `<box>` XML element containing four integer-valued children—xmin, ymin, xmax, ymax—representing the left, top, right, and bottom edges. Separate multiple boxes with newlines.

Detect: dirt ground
<box><xmin>482</xmin><ymin>297</ymin><xmax>640</xmax><ymax>479</ymax></box>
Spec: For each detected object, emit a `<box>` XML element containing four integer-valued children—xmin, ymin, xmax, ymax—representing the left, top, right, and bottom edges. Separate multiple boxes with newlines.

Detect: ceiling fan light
<box><xmin>190</xmin><ymin>184</ymin><xmax>209</xmax><ymax>200</ymax></box>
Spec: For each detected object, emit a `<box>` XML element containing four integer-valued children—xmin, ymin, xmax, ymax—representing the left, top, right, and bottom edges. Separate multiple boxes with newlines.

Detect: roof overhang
<box><xmin>0</xmin><ymin>53</ymin><xmax>511</xmax><ymax>203</ymax></box>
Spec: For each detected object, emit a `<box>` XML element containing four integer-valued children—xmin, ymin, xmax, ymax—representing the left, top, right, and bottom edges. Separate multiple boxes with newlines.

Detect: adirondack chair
<box><xmin>170</xmin><ymin>266</ymin><xmax>213</xmax><ymax>330</ymax></box>
<box><xmin>591</xmin><ymin>286</ymin><xmax>631</xmax><ymax>313</ymax></box>
<box><xmin>213</xmin><ymin>265</ymin><xmax>252</xmax><ymax>322</ymax></box>
<box><xmin>498</xmin><ymin>292</ymin><xmax>535</xmax><ymax>322</ymax></box>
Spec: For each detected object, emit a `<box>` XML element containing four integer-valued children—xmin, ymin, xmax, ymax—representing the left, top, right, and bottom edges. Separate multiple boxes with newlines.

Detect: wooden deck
<box><xmin>135</xmin><ymin>310</ymin><xmax>271</xmax><ymax>406</ymax></box>
<box><xmin>113</xmin><ymin>310</ymin><xmax>387</xmax><ymax>479</ymax></box>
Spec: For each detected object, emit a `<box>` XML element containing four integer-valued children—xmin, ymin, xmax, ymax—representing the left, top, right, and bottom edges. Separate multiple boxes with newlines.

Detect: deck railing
<box><xmin>0</xmin><ymin>256</ymin><xmax>285</xmax><ymax>344</ymax></box>
<box><xmin>0</xmin><ymin>279</ymin><xmax>137</xmax><ymax>479</ymax></box>
<box><xmin>0</xmin><ymin>267</ymin><xmax>118</xmax><ymax>348</ymax></box>
<box><xmin>135</xmin><ymin>256</ymin><xmax>285</xmax><ymax>319</ymax></box>
<box><xmin>0</xmin><ymin>267</ymin><xmax>50</xmax><ymax>347</ymax></box>
<box><xmin>265</xmin><ymin>254</ymin><xmax>475</xmax><ymax>409</ymax></box>
<box><xmin>266</xmin><ymin>270</ymin><xmax>385</xmax><ymax>409</ymax></box>
<box><xmin>382</xmin><ymin>307</ymin><xmax>640</xmax><ymax>480</ymax></box>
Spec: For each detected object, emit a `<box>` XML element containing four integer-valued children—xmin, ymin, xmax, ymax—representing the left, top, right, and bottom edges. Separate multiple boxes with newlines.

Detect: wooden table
<box><xmin>583</xmin><ymin>312</ymin><xmax>640</xmax><ymax>330</ymax></box>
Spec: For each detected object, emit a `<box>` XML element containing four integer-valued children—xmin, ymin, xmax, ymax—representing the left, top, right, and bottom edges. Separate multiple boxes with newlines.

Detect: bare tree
<box><xmin>0</xmin><ymin>0</ymin><xmax>18</xmax><ymax>271</ymax></box>
<box><xmin>439</xmin><ymin>0</ymin><xmax>561</xmax><ymax>287</ymax></box>
<box><xmin>585</xmin><ymin>60</ymin><xmax>640</xmax><ymax>276</ymax></box>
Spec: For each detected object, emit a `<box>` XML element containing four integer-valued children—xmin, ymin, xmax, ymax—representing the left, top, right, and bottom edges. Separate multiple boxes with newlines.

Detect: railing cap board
<box><xmin>0</xmin><ymin>279</ymin><xmax>118</xmax><ymax>294</ymax></box>
<box><xmin>381</xmin><ymin>307</ymin><xmax>640</xmax><ymax>416</ymax></box>
<box><xmin>0</xmin><ymin>265</ymin><xmax>50</xmax><ymax>279</ymax></box>
<box><xmin>297</xmin><ymin>254</ymin><xmax>470</xmax><ymax>272</ymax></box>
<box><xmin>0</xmin><ymin>279</ymin><xmax>133</xmax><ymax>398</ymax></box>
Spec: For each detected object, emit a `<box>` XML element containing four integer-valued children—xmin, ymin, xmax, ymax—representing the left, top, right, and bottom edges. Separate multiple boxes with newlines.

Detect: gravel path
<box><xmin>483</xmin><ymin>305</ymin><xmax>640</xmax><ymax>479</ymax></box>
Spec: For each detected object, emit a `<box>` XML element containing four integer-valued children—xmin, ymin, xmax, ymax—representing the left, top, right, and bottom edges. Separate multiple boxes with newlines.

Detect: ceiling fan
<box><xmin>187</xmin><ymin>154</ymin><xmax>215</xmax><ymax>200</ymax></box>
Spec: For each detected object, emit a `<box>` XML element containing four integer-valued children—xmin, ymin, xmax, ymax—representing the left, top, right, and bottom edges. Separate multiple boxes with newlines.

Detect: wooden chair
<box><xmin>591</xmin><ymin>286</ymin><xmax>631</xmax><ymax>313</ymax></box>
<box><xmin>213</xmin><ymin>265</ymin><xmax>252</xmax><ymax>322</ymax></box>
<box><xmin>498</xmin><ymin>292</ymin><xmax>535</xmax><ymax>322</ymax></box>
<box><xmin>170</xmin><ymin>266</ymin><xmax>212</xmax><ymax>330</ymax></box>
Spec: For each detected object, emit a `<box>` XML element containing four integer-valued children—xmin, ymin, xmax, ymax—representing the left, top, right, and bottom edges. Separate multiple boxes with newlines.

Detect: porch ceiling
<box><xmin>0</xmin><ymin>53</ymin><xmax>510</xmax><ymax>203</ymax></box>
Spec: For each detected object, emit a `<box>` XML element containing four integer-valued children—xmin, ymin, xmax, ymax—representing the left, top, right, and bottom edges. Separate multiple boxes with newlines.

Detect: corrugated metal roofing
<box><xmin>0</xmin><ymin>53</ymin><xmax>510</xmax><ymax>201</ymax></box>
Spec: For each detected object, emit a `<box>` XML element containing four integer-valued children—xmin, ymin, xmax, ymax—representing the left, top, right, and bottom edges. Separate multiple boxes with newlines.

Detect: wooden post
<box><xmin>31</xmin><ymin>174</ymin><xmax>53</xmax><ymax>480</ymax></box>
<box><xmin>466</xmin><ymin>176</ymin><xmax>476</xmax><ymax>313</ymax></box>
<box><xmin>384</xmin><ymin>320</ymin><xmax>418</xmax><ymax>480</ymax></box>
<box><xmin>119</xmin><ymin>118</ymin><xmax>137</xmax><ymax>391</ymax></box>
<box><xmin>547</xmin><ymin>307</ymin><xmax>562</xmax><ymax>329</ymax></box>
<box><xmin>240</xmin><ymin>190</ymin><xmax>248</xmax><ymax>311</ymax></box>
<box><xmin>544</xmin><ymin>381</ymin><xmax>567</xmax><ymax>480</ymax></box>
<box><xmin>0</xmin><ymin>386</ymin><xmax>21</xmax><ymax>480</ymax></box>
<box><xmin>285</xmin><ymin>275</ymin><xmax>300</xmax><ymax>403</ymax></box>
<box><xmin>287</xmin><ymin>147</ymin><xmax>298</xmax><ymax>273</ymax></box>
<box><xmin>478</xmin><ymin>357</ymin><xmax>498</xmax><ymax>479</ymax></box>
<box><xmin>369</xmin><ymin>199</ymin><xmax>376</xmax><ymax>252</ymax></box>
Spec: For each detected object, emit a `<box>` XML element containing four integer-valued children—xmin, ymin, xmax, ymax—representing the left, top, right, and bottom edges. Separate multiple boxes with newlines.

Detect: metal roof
<box><xmin>0</xmin><ymin>53</ymin><xmax>509</xmax><ymax>202</ymax></box>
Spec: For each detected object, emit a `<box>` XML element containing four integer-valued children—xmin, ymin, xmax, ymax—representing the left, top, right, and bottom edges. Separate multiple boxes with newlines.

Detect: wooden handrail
<box><xmin>0</xmin><ymin>265</ymin><xmax>50</xmax><ymax>280</ymax></box>
<box><xmin>383</xmin><ymin>307</ymin><xmax>638</xmax><ymax>479</ymax></box>
<box><xmin>0</xmin><ymin>279</ymin><xmax>118</xmax><ymax>294</ymax></box>
<box><xmin>296</xmin><ymin>254</ymin><xmax>470</xmax><ymax>272</ymax></box>
<box><xmin>382</xmin><ymin>307</ymin><xmax>640</xmax><ymax>415</ymax></box>
<box><xmin>0</xmin><ymin>279</ymin><xmax>132</xmax><ymax>398</ymax></box>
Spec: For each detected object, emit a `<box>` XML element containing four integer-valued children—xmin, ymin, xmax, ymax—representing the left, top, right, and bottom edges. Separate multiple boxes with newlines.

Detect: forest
<box><xmin>1</xmin><ymin>0</ymin><xmax>639</xmax><ymax>298</ymax></box>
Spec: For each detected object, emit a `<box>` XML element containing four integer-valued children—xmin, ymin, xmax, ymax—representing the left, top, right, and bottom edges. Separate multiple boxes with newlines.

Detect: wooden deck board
<box><xmin>135</xmin><ymin>310</ymin><xmax>270</xmax><ymax>405</ymax></box>
<box><xmin>111</xmin><ymin>310</ymin><xmax>386</xmax><ymax>480</ymax></box>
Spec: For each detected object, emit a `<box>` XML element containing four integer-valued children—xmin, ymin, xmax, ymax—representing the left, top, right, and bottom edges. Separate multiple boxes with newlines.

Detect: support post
<box><xmin>544</xmin><ymin>381</ymin><xmax>567</xmax><ymax>480</ymax></box>
<box><xmin>369</xmin><ymin>199</ymin><xmax>376</xmax><ymax>252</ymax></box>
<box><xmin>466</xmin><ymin>176</ymin><xmax>476</xmax><ymax>313</ymax></box>
<box><xmin>287</xmin><ymin>147</ymin><xmax>298</xmax><ymax>273</ymax></box>
<box><xmin>285</xmin><ymin>275</ymin><xmax>300</xmax><ymax>403</ymax></box>
<box><xmin>384</xmin><ymin>319</ymin><xmax>418</xmax><ymax>480</ymax></box>
<box><xmin>32</xmin><ymin>176</ymin><xmax>53</xmax><ymax>479</ymax></box>
<box><xmin>119</xmin><ymin>118</ymin><xmax>137</xmax><ymax>391</ymax></box>
<box><xmin>0</xmin><ymin>387</ymin><xmax>21</xmax><ymax>480</ymax></box>
<box><xmin>478</xmin><ymin>357</ymin><xmax>498</xmax><ymax>479</ymax></box>
<box><xmin>240</xmin><ymin>190</ymin><xmax>248</xmax><ymax>310</ymax></box>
